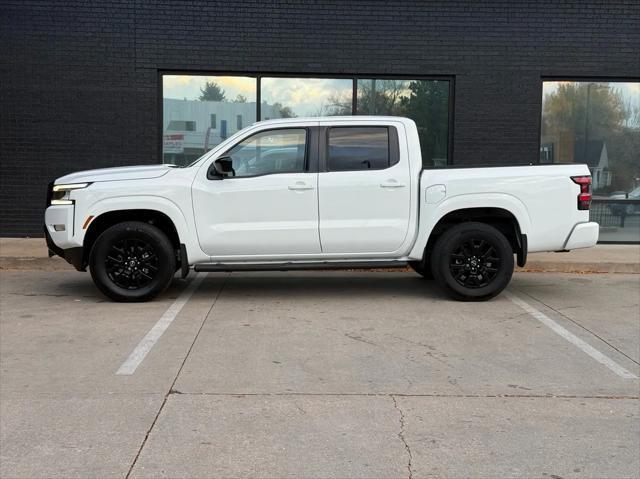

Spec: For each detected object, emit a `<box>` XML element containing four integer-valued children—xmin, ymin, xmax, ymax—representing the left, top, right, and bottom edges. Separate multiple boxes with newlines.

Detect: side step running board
<box><xmin>193</xmin><ymin>261</ymin><xmax>409</xmax><ymax>272</ymax></box>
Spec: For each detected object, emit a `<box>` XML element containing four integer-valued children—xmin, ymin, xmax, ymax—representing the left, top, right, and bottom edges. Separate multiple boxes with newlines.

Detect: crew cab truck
<box><xmin>45</xmin><ymin>117</ymin><xmax>599</xmax><ymax>302</ymax></box>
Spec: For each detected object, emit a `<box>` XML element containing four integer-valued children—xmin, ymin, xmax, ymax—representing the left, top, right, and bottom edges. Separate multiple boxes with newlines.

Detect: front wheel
<box><xmin>430</xmin><ymin>222</ymin><xmax>514</xmax><ymax>301</ymax></box>
<box><xmin>89</xmin><ymin>221</ymin><xmax>176</xmax><ymax>302</ymax></box>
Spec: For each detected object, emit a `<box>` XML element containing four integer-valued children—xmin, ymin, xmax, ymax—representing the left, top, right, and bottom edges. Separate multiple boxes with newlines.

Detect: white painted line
<box><xmin>116</xmin><ymin>273</ymin><xmax>207</xmax><ymax>376</ymax></box>
<box><xmin>504</xmin><ymin>291</ymin><xmax>638</xmax><ymax>379</ymax></box>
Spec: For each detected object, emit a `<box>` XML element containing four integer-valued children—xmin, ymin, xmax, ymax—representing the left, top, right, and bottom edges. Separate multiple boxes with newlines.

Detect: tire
<box><xmin>89</xmin><ymin>221</ymin><xmax>176</xmax><ymax>302</ymax></box>
<box><xmin>430</xmin><ymin>222</ymin><xmax>514</xmax><ymax>301</ymax></box>
<box><xmin>409</xmin><ymin>259</ymin><xmax>434</xmax><ymax>280</ymax></box>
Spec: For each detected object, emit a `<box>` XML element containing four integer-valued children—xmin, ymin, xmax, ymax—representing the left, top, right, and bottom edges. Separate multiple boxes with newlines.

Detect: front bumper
<box><xmin>44</xmin><ymin>226</ymin><xmax>85</xmax><ymax>270</ymax></box>
<box><xmin>564</xmin><ymin>221</ymin><xmax>599</xmax><ymax>250</ymax></box>
<box><xmin>44</xmin><ymin>204</ymin><xmax>85</xmax><ymax>270</ymax></box>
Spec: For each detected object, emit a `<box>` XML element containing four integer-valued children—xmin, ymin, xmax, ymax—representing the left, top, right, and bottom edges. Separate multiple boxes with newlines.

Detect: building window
<box><xmin>162</xmin><ymin>74</ymin><xmax>452</xmax><ymax>169</ymax></box>
<box><xmin>541</xmin><ymin>80</ymin><xmax>640</xmax><ymax>243</ymax></box>
<box><xmin>162</xmin><ymin>75</ymin><xmax>257</xmax><ymax>166</ymax></box>
<box><xmin>356</xmin><ymin>79</ymin><xmax>449</xmax><ymax>167</ymax></box>
<box><xmin>167</xmin><ymin>120</ymin><xmax>196</xmax><ymax>131</ymax></box>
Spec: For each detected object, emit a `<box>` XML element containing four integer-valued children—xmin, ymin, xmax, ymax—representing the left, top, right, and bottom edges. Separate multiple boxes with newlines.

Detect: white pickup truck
<box><xmin>45</xmin><ymin>116</ymin><xmax>598</xmax><ymax>302</ymax></box>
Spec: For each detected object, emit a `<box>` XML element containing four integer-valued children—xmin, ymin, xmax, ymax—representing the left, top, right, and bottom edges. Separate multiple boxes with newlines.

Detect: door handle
<box><xmin>288</xmin><ymin>182</ymin><xmax>314</xmax><ymax>191</ymax></box>
<box><xmin>380</xmin><ymin>180</ymin><xmax>406</xmax><ymax>189</ymax></box>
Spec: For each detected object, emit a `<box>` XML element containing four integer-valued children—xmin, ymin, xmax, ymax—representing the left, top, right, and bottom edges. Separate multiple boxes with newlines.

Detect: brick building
<box><xmin>1</xmin><ymin>0</ymin><xmax>639</xmax><ymax>237</ymax></box>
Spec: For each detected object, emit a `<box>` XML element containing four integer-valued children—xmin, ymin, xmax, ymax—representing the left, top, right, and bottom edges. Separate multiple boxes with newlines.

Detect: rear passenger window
<box><xmin>328</xmin><ymin>127</ymin><xmax>391</xmax><ymax>171</ymax></box>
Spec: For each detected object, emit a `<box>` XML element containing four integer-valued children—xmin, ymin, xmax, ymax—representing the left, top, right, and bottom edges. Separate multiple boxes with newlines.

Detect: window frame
<box><xmin>322</xmin><ymin>125</ymin><xmax>400</xmax><ymax>173</ymax></box>
<box><xmin>214</xmin><ymin>126</ymin><xmax>314</xmax><ymax>179</ymax></box>
<box><xmin>159</xmin><ymin>71</ymin><xmax>455</xmax><ymax>167</ymax></box>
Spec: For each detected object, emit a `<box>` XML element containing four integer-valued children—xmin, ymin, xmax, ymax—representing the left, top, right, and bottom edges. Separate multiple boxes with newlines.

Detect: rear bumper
<box><xmin>564</xmin><ymin>222</ymin><xmax>599</xmax><ymax>250</ymax></box>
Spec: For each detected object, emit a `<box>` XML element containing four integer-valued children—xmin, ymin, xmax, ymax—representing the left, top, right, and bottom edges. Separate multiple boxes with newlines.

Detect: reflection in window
<box><xmin>356</xmin><ymin>79</ymin><xmax>449</xmax><ymax>167</ymax></box>
<box><xmin>224</xmin><ymin>128</ymin><xmax>307</xmax><ymax>177</ymax></box>
<box><xmin>162</xmin><ymin>75</ymin><xmax>257</xmax><ymax>166</ymax></box>
<box><xmin>162</xmin><ymin>74</ymin><xmax>452</xmax><ymax>170</ymax></box>
<box><xmin>167</xmin><ymin>120</ymin><xmax>196</xmax><ymax>131</ymax></box>
<box><xmin>541</xmin><ymin>81</ymin><xmax>640</xmax><ymax>243</ymax></box>
<box><xmin>260</xmin><ymin>78</ymin><xmax>353</xmax><ymax>119</ymax></box>
<box><xmin>328</xmin><ymin>127</ymin><xmax>390</xmax><ymax>171</ymax></box>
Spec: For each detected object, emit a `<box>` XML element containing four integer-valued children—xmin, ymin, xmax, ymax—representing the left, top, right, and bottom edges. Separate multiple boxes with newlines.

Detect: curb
<box><xmin>517</xmin><ymin>261</ymin><xmax>640</xmax><ymax>274</ymax></box>
<box><xmin>1</xmin><ymin>257</ymin><xmax>638</xmax><ymax>274</ymax></box>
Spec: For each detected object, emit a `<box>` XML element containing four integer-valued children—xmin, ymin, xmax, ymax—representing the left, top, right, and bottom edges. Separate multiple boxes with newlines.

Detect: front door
<box><xmin>318</xmin><ymin>123</ymin><xmax>412</xmax><ymax>254</ymax></box>
<box><xmin>192</xmin><ymin>126</ymin><xmax>321</xmax><ymax>258</ymax></box>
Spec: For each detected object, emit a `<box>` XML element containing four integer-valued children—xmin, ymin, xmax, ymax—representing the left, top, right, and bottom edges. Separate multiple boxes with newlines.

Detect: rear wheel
<box><xmin>89</xmin><ymin>221</ymin><xmax>176</xmax><ymax>302</ymax></box>
<box><xmin>430</xmin><ymin>222</ymin><xmax>514</xmax><ymax>301</ymax></box>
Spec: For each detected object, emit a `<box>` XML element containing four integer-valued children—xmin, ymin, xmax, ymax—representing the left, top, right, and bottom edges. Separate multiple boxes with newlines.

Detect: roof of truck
<box><xmin>254</xmin><ymin>116</ymin><xmax>413</xmax><ymax>126</ymax></box>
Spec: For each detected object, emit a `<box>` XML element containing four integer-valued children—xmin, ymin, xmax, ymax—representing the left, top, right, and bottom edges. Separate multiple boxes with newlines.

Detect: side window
<box><xmin>328</xmin><ymin>127</ymin><xmax>393</xmax><ymax>171</ymax></box>
<box><xmin>224</xmin><ymin>128</ymin><xmax>307</xmax><ymax>178</ymax></box>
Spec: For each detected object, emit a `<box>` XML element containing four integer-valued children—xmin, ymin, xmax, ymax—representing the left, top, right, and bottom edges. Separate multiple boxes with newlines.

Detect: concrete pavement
<box><xmin>1</xmin><ymin>270</ymin><xmax>638</xmax><ymax>478</ymax></box>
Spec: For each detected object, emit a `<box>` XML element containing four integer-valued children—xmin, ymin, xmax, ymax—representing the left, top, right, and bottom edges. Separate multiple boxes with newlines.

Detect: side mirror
<box><xmin>207</xmin><ymin>157</ymin><xmax>235</xmax><ymax>180</ymax></box>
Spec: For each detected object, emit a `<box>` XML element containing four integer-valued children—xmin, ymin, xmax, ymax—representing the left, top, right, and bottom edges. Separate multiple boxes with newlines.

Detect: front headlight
<box><xmin>50</xmin><ymin>183</ymin><xmax>91</xmax><ymax>205</ymax></box>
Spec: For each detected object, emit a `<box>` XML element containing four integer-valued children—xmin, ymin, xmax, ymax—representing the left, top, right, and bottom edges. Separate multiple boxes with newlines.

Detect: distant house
<box><xmin>573</xmin><ymin>140</ymin><xmax>613</xmax><ymax>191</ymax></box>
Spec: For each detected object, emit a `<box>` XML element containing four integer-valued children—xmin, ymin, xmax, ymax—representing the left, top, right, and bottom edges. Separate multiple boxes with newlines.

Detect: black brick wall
<box><xmin>1</xmin><ymin>0</ymin><xmax>639</xmax><ymax>236</ymax></box>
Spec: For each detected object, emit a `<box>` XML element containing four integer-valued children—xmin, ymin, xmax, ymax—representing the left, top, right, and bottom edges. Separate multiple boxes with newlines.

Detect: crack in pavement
<box><xmin>344</xmin><ymin>332</ymin><xmax>380</xmax><ymax>347</ymax></box>
<box><xmin>124</xmin><ymin>274</ymin><xmax>228</xmax><ymax>479</ymax></box>
<box><xmin>391</xmin><ymin>395</ymin><xmax>413</xmax><ymax>479</ymax></box>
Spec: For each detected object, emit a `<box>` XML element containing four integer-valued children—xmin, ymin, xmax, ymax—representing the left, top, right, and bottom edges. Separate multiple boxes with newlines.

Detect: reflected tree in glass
<box><xmin>541</xmin><ymin>82</ymin><xmax>639</xmax><ymax>193</ymax></box>
<box><xmin>400</xmin><ymin>81</ymin><xmax>449</xmax><ymax>167</ymax></box>
<box><xmin>356</xmin><ymin>79</ymin><xmax>449</xmax><ymax>167</ymax></box>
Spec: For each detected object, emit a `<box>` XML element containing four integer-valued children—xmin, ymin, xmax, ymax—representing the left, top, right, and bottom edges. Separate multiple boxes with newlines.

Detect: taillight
<box><xmin>571</xmin><ymin>176</ymin><xmax>592</xmax><ymax>210</ymax></box>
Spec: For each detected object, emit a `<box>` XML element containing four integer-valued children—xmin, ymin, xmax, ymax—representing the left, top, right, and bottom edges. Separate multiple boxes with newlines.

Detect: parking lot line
<box><xmin>504</xmin><ymin>291</ymin><xmax>638</xmax><ymax>380</ymax></box>
<box><xmin>116</xmin><ymin>273</ymin><xmax>208</xmax><ymax>376</ymax></box>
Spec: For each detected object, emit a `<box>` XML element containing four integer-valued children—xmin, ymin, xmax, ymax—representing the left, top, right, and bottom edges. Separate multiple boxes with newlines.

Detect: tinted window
<box><xmin>328</xmin><ymin>127</ymin><xmax>390</xmax><ymax>171</ymax></box>
<box><xmin>225</xmin><ymin>129</ymin><xmax>307</xmax><ymax>177</ymax></box>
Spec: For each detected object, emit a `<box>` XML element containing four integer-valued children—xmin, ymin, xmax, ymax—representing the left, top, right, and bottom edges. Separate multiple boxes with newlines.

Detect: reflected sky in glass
<box><xmin>163</xmin><ymin>75</ymin><xmax>257</xmax><ymax>102</ymax></box>
<box><xmin>261</xmin><ymin>78</ymin><xmax>352</xmax><ymax>118</ymax></box>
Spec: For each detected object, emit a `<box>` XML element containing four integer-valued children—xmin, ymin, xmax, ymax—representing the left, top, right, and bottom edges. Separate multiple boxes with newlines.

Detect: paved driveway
<box><xmin>1</xmin><ymin>270</ymin><xmax>638</xmax><ymax>478</ymax></box>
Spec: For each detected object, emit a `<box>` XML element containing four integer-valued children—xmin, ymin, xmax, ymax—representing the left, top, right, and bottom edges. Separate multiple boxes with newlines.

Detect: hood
<box><xmin>55</xmin><ymin>165</ymin><xmax>174</xmax><ymax>184</ymax></box>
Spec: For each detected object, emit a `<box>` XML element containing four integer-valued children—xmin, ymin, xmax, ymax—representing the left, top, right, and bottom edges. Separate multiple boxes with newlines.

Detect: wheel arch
<box><xmin>412</xmin><ymin>196</ymin><xmax>530</xmax><ymax>268</ymax></box>
<box><xmin>81</xmin><ymin>208</ymin><xmax>185</xmax><ymax>271</ymax></box>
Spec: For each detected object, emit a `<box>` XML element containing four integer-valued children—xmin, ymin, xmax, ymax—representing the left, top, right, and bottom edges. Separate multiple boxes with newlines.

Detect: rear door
<box><xmin>318</xmin><ymin>122</ymin><xmax>411</xmax><ymax>254</ymax></box>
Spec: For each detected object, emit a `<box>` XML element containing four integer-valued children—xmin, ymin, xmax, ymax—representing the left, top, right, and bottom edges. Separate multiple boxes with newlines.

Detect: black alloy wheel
<box><xmin>90</xmin><ymin>221</ymin><xmax>176</xmax><ymax>302</ymax></box>
<box><xmin>430</xmin><ymin>222</ymin><xmax>514</xmax><ymax>301</ymax></box>
<box><xmin>105</xmin><ymin>238</ymin><xmax>160</xmax><ymax>290</ymax></box>
<box><xmin>449</xmin><ymin>238</ymin><xmax>500</xmax><ymax>289</ymax></box>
